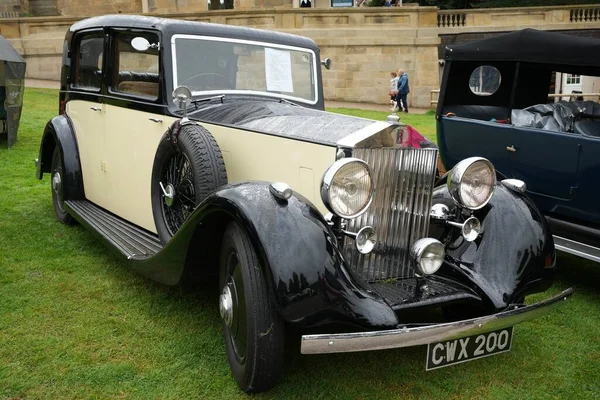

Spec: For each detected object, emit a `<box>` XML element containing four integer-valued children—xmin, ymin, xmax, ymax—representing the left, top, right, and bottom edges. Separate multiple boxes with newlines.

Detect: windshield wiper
<box><xmin>190</xmin><ymin>95</ymin><xmax>225</xmax><ymax>107</ymax></box>
<box><xmin>279</xmin><ymin>98</ymin><xmax>300</xmax><ymax>107</ymax></box>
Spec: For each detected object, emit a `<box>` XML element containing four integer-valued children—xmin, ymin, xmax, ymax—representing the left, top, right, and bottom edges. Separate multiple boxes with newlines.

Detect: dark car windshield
<box><xmin>171</xmin><ymin>35</ymin><xmax>318</xmax><ymax>105</ymax></box>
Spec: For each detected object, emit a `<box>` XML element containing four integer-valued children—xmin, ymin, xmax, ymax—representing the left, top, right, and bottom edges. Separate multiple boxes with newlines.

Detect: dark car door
<box><xmin>568</xmin><ymin>132</ymin><xmax>600</xmax><ymax>225</ymax></box>
<box><xmin>505</xmin><ymin>126</ymin><xmax>580</xmax><ymax>201</ymax></box>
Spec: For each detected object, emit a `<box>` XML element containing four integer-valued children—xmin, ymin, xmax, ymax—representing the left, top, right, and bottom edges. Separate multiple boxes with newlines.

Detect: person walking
<box><xmin>388</xmin><ymin>71</ymin><xmax>399</xmax><ymax>110</ymax></box>
<box><xmin>396</xmin><ymin>69</ymin><xmax>410</xmax><ymax>113</ymax></box>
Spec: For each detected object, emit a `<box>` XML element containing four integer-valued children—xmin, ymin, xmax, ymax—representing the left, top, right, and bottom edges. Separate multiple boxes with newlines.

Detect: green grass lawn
<box><xmin>1</xmin><ymin>88</ymin><xmax>599</xmax><ymax>399</ymax></box>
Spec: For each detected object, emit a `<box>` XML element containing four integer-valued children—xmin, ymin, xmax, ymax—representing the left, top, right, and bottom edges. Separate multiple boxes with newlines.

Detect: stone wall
<box><xmin>1</xmin><ymin>5</ymin><xmax>599</xmax><ymax>107</ymax></box>
<box><xmin>0</xmin><ymin>0</ymin><xmax>27</xmax><ymax>15</ymax></box>
<box><xmin>56</xmin><ymin>0</ymin><xmax>142</xmax><ymax>16</ymax></box>
<box><xmin>0</xmin><ymin>7</ymin><xmax>441</xmax><ymax>107</ymax></box>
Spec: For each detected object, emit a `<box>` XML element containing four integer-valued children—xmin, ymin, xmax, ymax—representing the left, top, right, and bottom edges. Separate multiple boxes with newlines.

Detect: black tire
<box><xmin>51</xmin><ymin>147</ymin><xmax>74</xmax><ymax>225</ymax></box>
<box><xmin>151</xmin><ymin>124</ymin><xmax>227</xmax><ymax>244</ymax></box>
<box><xmin>219</xmin><ymin>222</ymin><xmax>284</xmax><ymax>393</ymax></box>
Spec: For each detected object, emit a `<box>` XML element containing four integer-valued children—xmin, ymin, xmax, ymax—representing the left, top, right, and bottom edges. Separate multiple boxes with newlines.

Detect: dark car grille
<box><xmin>344</xmin><ymin>147</ymin><xmax>438</xmax><ymax>282</ymax></box>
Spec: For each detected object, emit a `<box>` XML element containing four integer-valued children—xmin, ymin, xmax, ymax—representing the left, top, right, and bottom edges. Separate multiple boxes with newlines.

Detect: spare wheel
<box><xmin>151</xmin><ymin>123</ymin><xmax>227</xmax><ymax>244</ymax></box>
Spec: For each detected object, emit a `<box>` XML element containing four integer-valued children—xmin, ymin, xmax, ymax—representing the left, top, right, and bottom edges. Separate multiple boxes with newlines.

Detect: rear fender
<box><xmin>37</xmin><ymin>115</ymin><xmax>84</xmax><ymax>201</ymax></box>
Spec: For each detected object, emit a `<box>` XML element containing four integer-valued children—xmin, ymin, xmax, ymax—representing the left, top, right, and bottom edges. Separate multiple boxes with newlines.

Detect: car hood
<box><xmin>189</xmin><ymin>99</ymin><xmax>383</xmax><ymax>146</ymax></box>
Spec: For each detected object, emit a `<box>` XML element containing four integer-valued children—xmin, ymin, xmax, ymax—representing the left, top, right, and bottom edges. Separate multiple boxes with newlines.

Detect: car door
<box><xmin>504</xmin><ymin>126</ymin><xmax>580</xmax><ymax>201</ymax></box>
<box><xmin>66</xmin><ymin>31</ymin><xmax>106</xmax><ymax>207</ymax></box>
<box><xmin>102</xmin><ymin>30</ymin><xmax>170</xmax><ymax>233</ymax></box>
<box><xmin>567</xmin><ymin>130</ymin><xmax>600</xmax><ymax>224</ymax></box>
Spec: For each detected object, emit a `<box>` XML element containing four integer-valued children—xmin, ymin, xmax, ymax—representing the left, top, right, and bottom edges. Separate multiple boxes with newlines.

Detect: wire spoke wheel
<box><xmin>161</xmin><ymin>151</ymin><xmax>196</xmax><ymax>236</ymax></box>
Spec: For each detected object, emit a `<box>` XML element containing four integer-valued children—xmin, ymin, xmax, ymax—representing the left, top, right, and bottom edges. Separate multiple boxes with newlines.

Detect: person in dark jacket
<box><xmin>396</xmin><ymin>69</ymin><xmax>410</xmax><ymax>113</ymax></box>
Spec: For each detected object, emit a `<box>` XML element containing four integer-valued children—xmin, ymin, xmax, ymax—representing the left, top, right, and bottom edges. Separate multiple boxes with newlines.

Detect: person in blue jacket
<box><xmin>396</xmin><ymin>69</ymin><xmax>410</xmax><ymax>113</ymax></box>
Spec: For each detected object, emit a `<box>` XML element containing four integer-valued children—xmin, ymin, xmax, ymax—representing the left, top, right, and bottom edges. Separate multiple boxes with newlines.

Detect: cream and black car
<box><xmin>37</xmin><ymin>15</ymin><xmax>572</xmax><ymax>393</ymax></box>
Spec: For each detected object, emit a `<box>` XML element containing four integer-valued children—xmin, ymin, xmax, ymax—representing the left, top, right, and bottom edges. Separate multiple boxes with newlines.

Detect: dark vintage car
<box><xmin>437</xmin><ymin>29</ymin><xmax>600</xmax><ymax>264</ymax></box>
<box><xmin>36</xmin><ymin>16</ymin><xmax>571</xmax><ymax>392</ymax></box>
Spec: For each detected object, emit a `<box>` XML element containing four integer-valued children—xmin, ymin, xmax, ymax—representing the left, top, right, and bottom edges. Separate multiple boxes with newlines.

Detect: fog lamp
<box><xmin>410</xmin><ymin>238</ymin><xmax>445</xmax><ymax>276</ymax></box>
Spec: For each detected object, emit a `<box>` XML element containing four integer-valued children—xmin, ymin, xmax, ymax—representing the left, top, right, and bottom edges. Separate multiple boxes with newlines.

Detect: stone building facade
<box><xmin>1</xmin><ymin>4</ymin><xmax>599</xmax><ymax>106</ymax></box>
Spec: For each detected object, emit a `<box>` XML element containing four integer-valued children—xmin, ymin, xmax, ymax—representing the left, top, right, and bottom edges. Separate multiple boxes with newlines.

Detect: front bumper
<box><xmin>301</xmin><ymin>288</ymin><xmax>572</xmax><ymax>354</ymax></box>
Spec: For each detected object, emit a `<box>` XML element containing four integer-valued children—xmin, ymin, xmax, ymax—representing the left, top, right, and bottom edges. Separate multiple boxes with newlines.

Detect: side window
<box><xmin>73</xmin><ymin>34</ymin><xmax>104</xmax><ymax>90</ymax></box>
<box><xmin>112</xmin><ymin>32</ymin><xmax>159</xmax><ymax>100</ymax></box>
<box><xmin>469</xmin><ymin>65</ymin><xmax>501</xmax><ymax>96</ymax></box>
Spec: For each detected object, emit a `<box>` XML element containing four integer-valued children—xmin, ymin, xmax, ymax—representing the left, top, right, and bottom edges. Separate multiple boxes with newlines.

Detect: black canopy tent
<box><xmin>0</xmin><ymin>34</ymin><xmax>25</xmax><ymax>148</ymax></box>
<box><xmin>439</xmin><ymin>29</ymin><xmax>600</xmax><ymax>111</ymax></box>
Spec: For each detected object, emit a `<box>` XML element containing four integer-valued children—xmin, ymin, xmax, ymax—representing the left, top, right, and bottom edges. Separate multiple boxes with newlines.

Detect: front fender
<box><xmin>136</xmin><ymin>182</ymin><xmax>398</xmax><ymax>330</ymax></box>
<box><xmin>37</xmin><ymin>115</ymin><xmax>84</xmax><ymax>201</ymax></box>
<box><xmin>431</xmin><ymin>184</ymin><xmax>555</xmax><ymax>311</ymax></box>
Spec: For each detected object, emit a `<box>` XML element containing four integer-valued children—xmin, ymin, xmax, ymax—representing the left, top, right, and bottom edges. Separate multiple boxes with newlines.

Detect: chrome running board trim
<box><xmin>554</xmin><ymin>235</ymin><xmax>600</xmax><ymax>263</ymax></box>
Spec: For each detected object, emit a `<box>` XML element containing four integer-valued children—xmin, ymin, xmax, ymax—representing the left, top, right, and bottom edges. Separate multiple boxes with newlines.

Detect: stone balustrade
<box><xmin>438</xmin><ymin>4</ymin><xmax>600</xmax><ymax>33</ymax></box>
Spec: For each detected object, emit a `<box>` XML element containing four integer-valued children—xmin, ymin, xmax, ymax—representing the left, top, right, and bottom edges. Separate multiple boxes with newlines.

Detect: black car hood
<box><xmin>189</xmin><ymin>99</ymin><xmax>379</xmax><ymax>146</ymax></box>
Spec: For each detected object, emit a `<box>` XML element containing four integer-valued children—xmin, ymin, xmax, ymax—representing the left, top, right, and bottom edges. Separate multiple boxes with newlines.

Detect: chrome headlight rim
<box><xmin>448</xmin><ymin>157</ymin><xmax>496</xmax><ymax>210</ymax></box>
<box><xmin>321</xmin><ymin>157</ymin><xmax>374</xmax><ymax>219</ymax></box>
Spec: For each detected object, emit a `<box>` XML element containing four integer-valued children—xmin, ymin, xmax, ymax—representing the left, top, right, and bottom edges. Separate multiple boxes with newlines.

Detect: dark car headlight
<box><xmin>448</xmin><ymin>157</ymin><xmax>496</xmax><ymax>210</ymax></box>
<box><xmin>321</xmin><ymin>158</ymin><xmax>374</xmax><ymax>219</ymax></box>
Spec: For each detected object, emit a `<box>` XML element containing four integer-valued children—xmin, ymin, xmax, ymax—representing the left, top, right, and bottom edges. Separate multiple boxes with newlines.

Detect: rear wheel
<box><xmin>51</xmin><ymin>147</ymin><xmax>74</xmax><ymax>225</ymax></box>
<box><xmin>219</xmin><ymin>222</ymin><xmax>284</xmax><ymax>393</ymax></box>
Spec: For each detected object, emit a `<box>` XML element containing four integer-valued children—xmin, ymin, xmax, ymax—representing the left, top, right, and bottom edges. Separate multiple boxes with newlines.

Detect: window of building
<box><xmin>566</xmin><ymin>74</ymin><xmax>581</xmax><ymax>85</ymax></box>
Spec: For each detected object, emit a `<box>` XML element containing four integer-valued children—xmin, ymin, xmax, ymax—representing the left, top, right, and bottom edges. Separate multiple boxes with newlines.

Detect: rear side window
<box><xmin>72</xmin><ymin>33</ymin><xmax>104</xmax><ymax>91</ymax></box>
<box><xmin>112</xmin><ymin>32</ymin><xmax>160</xmax><ymax>100</ymax></box>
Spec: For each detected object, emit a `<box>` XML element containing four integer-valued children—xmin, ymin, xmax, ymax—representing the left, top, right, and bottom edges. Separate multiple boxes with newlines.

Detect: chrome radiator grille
<box><xmin>344</xmin><ymin>147</ymin><xmax>438</xmax><ymax>282</ymax></box>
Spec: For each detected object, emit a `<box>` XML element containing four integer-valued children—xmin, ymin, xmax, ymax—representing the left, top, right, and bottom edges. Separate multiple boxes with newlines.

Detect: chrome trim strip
<box><xmin>336</xmin><ymin>121</ymin><xmax>392</xmax><ymax>148</ymax></box>
<box><xmin>300</xmin><ymin>288</ymin><xmax>573</xmax><ymax>354</ymax></box>
<box><xmin>554</xmin><ymin>235</ymin><xmax>600</xmax><ymax>263</ymax></box>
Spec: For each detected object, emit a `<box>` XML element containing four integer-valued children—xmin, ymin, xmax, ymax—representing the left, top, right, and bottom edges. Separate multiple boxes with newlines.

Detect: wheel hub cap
<box><xmin>219</xmin><ymin>285</ymin><xmax>234</xmax><ymax>328</ymax></box>
<box><xmin>52</xmin><ymin>172</ymin><xmax>61</xmax><ymax>194</ymax></box>
<box><xmin>160</xmin><ymin>182</ymin><xmax>176</xmax><ymax>207</ymax></box>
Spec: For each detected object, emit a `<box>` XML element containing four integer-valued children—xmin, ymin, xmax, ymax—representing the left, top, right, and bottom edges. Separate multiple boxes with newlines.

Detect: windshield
<box><xmin>171</xmin><ymin>35</ymin><xmax>318</xmax><ymax>104</ymax></box>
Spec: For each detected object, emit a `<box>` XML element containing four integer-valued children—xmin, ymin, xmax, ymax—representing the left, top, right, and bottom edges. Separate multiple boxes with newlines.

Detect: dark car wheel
<box><xmin>151</xmin><ymin>124</ymin><xmax>227</xmax><ymax>244</ymax></box>
<box><xmin>51</xmin><ymin>147</ymin><xmax>74</xmax><ymax>225</ymax></box>
<box><xmin>219</xmin><ymin>221</ymin><xmax>284</xmax><ymax>393</ymax></box>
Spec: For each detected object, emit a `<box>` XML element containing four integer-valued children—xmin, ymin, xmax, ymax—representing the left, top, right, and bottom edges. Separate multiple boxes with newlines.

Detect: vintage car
<box><xmin>37</xmin><ymin>16</ymin><xmax>571</xmax><ymax>392</ymax></box>
<box><xmin>437</xmin><ymin>29</ymin><xmax>600</xmax><ymax>264</ymax></box>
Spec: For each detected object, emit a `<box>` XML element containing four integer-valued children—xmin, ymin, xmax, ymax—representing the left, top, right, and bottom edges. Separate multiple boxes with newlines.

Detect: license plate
<box><xmin>426</xmin><ymin>327</ymin><xmax>513</xmax><ymax>371</ymax></box>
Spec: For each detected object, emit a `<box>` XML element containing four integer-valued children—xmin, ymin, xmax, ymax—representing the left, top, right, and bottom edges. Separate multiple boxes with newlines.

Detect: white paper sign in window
<box><xmin>265</xmin><ymin>48</ymin><xmax>294</xmax><ymax>93</ymax></box>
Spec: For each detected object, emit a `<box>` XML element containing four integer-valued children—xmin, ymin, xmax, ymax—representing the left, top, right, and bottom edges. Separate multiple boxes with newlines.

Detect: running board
<box><xmin>554</xmin><ymin>235</ymin><xmax>600</xmax><ymax>263</ymax></box>
<box><xmin>65</xmin><ymin>200</ymin><xmax>163</xmax><ymax>260</ymax></box>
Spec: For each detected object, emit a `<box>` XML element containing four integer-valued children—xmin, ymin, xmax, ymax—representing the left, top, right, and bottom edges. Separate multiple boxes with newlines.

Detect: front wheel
<box><xmin>51</xmin><ymin>147</ymin><xmax>74</xmax><ymax>225</ymax></box>
<box><xmin>219</xmin><ymin>222</ymin><xmax>284</xmax><ymax>393</ymax></box>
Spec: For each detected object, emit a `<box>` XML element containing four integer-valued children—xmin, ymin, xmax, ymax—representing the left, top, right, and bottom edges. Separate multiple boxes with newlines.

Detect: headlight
<box><xmin>448</xmin><ymin>157</ymin><xmax>496</xmax><ymax>210</ymax></box>
<box><xmin>411</xmin><ymin>238</ymin><xmax>445</xmax><ymax>275</ymax></box>
<box><xmin>321</xmin><ymin>158</ymin><xmax>374</xmax><ymax>218</ymax></box>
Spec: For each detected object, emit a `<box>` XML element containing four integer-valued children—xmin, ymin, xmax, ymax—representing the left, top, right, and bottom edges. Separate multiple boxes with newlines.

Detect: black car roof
<box><xmin>445</xmin><ymin>28</ymin><xmax>600</xmax><ymax>68</ymax></box>
<box><xmin>69</xmin><ymin>14</ymin><xmax>320</xmax><ymax>52</ymax></box>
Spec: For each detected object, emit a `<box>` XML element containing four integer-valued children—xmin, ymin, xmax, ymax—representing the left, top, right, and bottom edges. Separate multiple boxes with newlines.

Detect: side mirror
<box><xmin>321</xmin><ymin>58</ymin><xmax>332</xmax><ymax>70</ymax></box>
<box><xmin>131</xmin><ymin>37</ymin><xmax>160</xmax><ymax>52</ymax></box>
<box><xmin>131</xmin><ymin>37</ymin><xmax>151</xmax><ymax>51</ymax></box>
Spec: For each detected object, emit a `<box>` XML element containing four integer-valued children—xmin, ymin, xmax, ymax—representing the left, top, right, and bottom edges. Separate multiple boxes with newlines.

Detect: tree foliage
<box><xmin>418</xmin><ymin>0</ymin><xmax>600</xmax><ymax>9</ymax></box>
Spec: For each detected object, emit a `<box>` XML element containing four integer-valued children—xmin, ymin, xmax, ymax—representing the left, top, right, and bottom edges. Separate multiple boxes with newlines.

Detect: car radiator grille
<box><xmin>344</xmin><ymin>147</ymin><xmax>438</xmax><ymax>282</ymax></box>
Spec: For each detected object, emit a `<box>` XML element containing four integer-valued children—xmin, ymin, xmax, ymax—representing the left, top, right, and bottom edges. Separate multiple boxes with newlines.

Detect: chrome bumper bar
<box><xmin>301</xmin><ymin>288</ymin><xmax>573</xmax><ymax>354</ymax></box>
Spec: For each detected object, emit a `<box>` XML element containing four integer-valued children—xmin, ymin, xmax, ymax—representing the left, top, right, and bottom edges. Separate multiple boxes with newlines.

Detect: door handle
<box><xmin>90</xmin><ymin>107</ymin><xmax>101</xmax><ymax>111</ymax></box>
<box><xmin>506</xmin><ymin>145</ymin><xmax>516</xmax><ymax>152</ymax></box>
<box><xmin>149</xmin><ymin>118</ymin><xmax>163</xmax><ymax>123</ymax></box>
